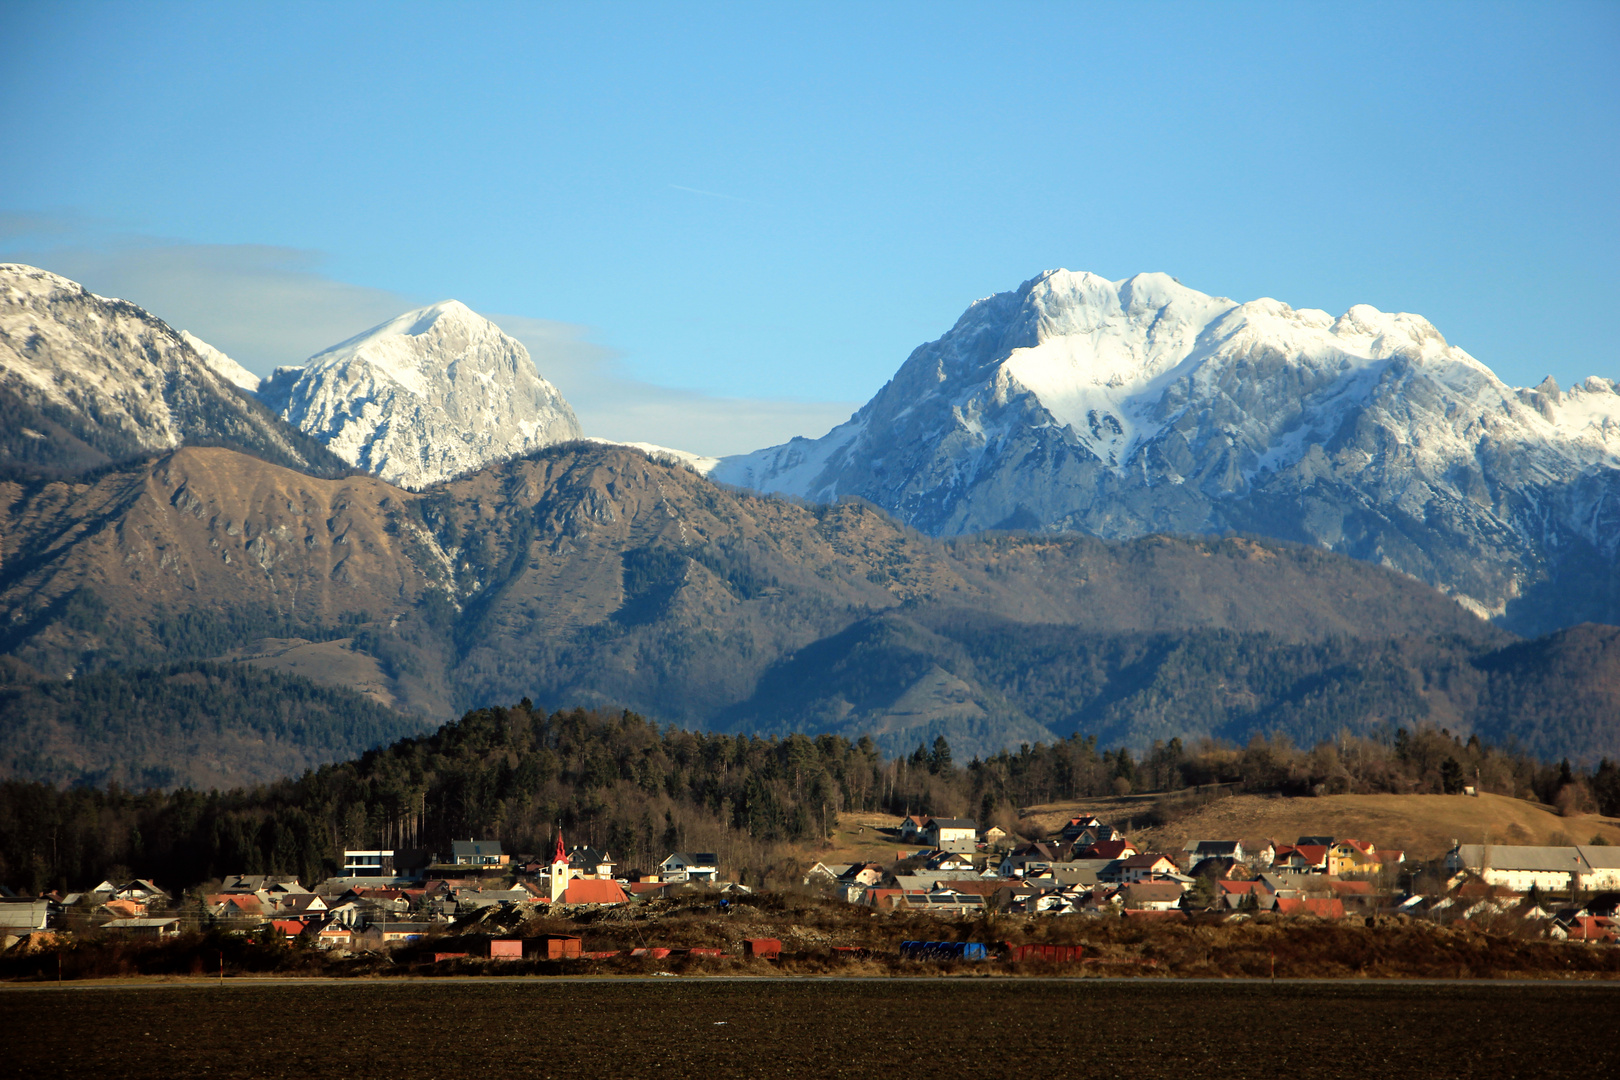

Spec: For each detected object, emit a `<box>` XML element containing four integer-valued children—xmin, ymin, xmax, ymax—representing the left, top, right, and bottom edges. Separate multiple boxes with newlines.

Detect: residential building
<box><xmin>1444</xmin><ymin>844</ymin><xmax>1592</xmax><ymax>893</ymax></box>
<box><xmin>1328</xmin><ymin>839</ymin><xmax>1378</xmax><ymax>876</ymax></box>
<box><xmin>658</xmin><ymin>853</ymin><xmax>719</xmax><ymax>883</ymax></box>
<box><xmin>1272</xmin><ymin>844</ymin><xmax>1329</xmax><ymax>874</ymax></box>
<box><xmin>1580</xmin><ymin>847</ymin><xmax>1620</xmax><ymax>891</ymax></box>
<box><xmin>1184</xmin><ymin>840</ymin><xmax>1245</xmax><ymax>866</ymax></box>
<box><xmin>924</xmin><ymin>818</ymin><xmax>978</xmax><ymax>853</ymax></box>
<box><xmin>450</xmin><ymin>840</ymin><xmax>508</xmax><ymax>867</ymax></box>
<box><xmin>1075</xmin><ymin>839</ymin><xmax>1139</xmax><ymax>862</ymax></box>
<box><xmin>802</xmin><ymin>862</ymin><xmax>851</xmax><ymax>885</ymax></box>
<box><xmin>1111</xmin><ymin>853</ymin><xmax>1180</xmax><ymax>884</ymax></box>
<box><xmin>1122</xmin><ymin>882</ymin><xmax>1184</xmax><ymax>911</ymax></box>
<box><xmin>567</xmin><ymin>846</ymin><xmax>617</xmax><ymax>879</ymax></box>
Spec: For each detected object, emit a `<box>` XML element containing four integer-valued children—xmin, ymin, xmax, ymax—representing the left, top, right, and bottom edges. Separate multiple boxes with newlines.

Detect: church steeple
<box><xmin>549</xmin><ymin>826</ymin><xmax>570</xmax><ymax>903</ymax></box>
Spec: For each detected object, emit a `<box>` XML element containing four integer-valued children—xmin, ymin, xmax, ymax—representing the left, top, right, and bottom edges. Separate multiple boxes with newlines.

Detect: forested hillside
<box><xmin>3</xmin><ymin>698</ymin><xmax>1617</xmax><ymax>896</ymax></box>
<box><xmin>0</xmin><ymin>658</ymin><xmax>430</xmax><ymax>788</ymax></box>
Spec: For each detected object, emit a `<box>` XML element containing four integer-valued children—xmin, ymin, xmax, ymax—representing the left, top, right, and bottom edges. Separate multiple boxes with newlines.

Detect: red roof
<box><xmin>270</xmin><ymin>919</ymin><xmax>306</xmax><ymax>938</ymax></box>
<box><xmin>206</xmin><ymin>894</ymin><xmax>261</xmax><ymax>911</ymax></box>
<box><xmin>1293</xmin><ymin>845</ymin><xmax>1329</xmax><ymax>866</ymax></box>
<box><xmin>560</xmin><ymin>879</ymin><xmax>628</xmax><ymax>905</ymax></box>
<box><xmin>1330</xmin><ymin>880</ymin><xmax>1374</xmax><ymax>896</ymax></box>
<box><xmin>1080</xmin><ymin>840</ymin><xmax>1136</xmax><ymax>859</ymax></box>
<box><xmin>1274</xmin><ymin>897</ymin><xmax>1345</xmax><ymax>919</ymax></box>
<box><xmin>1219</xmin><ymin>881</ymin><xmax>1260</xmax><ymax>895</ymax></box>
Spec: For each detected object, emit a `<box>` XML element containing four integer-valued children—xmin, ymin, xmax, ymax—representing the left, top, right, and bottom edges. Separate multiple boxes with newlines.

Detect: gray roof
<box><xmin>1453</xmin><ymin>845</ymin><xmax>1591</xmax><ymax>873</ymax></box>
<box><xmin>451</xmin><ymin>840</ymin><xmax>505</xmax><ymax>857</ymax></box>
<box><xmin>104</xmin><ymin>917</ymin><xmax>179</xmax><ymax>929</ymax></box>
<box><xmin>1578</xmin><ymin>845</ymin><xmax>1620</xmax><ymax>870</ymax></box>
<box><xmin>928</xmin><ymin>818</ymin><xmax>978</xmax><ymax>830</ymax></box>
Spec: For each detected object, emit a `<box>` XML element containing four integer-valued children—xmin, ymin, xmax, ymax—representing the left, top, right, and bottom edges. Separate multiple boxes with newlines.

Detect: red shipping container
<box><xmin>489</xmin><ymin>939</ymin><xmax>523</xmax><ymax>960</ymax></box>
<box><xmin>541</xmin><ymin>935</ymin><xmax>583</xmax><ymax>959</ymax></box>
<box><xmin>1004</xmin><ymin>943</ymin><xmax>1083</xmax><ymax>963</ymax></box>
<box><xmin>744</xmin><ymin>938</ymin><xmax>782</xmax><ymax>959</ymax></box>
<box><xmin>433</xmin><ymin>952</ymin><xmax>469</xmax><ymax>963</ymax></box>
<box><xmin>686</xmin><ymin>947</ymin><xmax>724</xmax><ymax>957</ymax></box>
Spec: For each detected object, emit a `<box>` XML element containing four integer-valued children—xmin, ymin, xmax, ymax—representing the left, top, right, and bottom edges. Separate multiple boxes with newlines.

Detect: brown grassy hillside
<box><xmin>1019</xmin><ymin>791</ymin><xmax>1620</xmax><ymax>860</ymax></box>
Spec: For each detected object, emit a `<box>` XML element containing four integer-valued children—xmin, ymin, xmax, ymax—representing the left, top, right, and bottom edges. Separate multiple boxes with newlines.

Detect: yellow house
<box><xmin>1328</xmin><ymin>839</ymin><xmax>1377</xmax><ymax>876</ymax></box>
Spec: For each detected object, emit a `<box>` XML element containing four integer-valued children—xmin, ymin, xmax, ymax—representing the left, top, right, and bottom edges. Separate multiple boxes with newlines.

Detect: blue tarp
<box><xmin>899</xmin><ymin>940</ymin><xmax>988</xmax><ymax>960</ymax></box>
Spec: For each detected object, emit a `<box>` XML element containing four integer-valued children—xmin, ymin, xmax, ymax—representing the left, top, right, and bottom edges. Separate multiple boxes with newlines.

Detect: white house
<box><xmin>659</xmin><ymin>853</ymin><xmax>719</xmax><ymax>883</ymax></box>
<box><xmin>924</xmin><ymin>818</ymin><xmax>978</xmax><ymax>853</ymax></box>
<box><xmin>1578</xmin><ymin>846</ymin><xmax>1620</xmax><ymax>891</ymax></box>
<box><xmin>1444</xmin><ymin>845</ymin><xmax>1591</xmax><ymax>893</ymax></box>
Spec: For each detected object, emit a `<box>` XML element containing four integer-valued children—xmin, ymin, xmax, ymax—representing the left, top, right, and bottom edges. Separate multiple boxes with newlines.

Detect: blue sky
<box><xmin>2</xmin><ymin>1</ymin><xmax>1616</xmax><ymax>454</ymax></box>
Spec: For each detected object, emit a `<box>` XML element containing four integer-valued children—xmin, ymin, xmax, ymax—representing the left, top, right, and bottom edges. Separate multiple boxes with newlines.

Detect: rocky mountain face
<box><xmin>0</xmin><ymin>264</ymin><xmax>346</xmax><ymax>479</ymax></box>
<box><xmin>712</xmin><ymin>270</ymin><xmax>1620</xmax><ymax>635</ymax></box>
<box><xmin>260</xmin><ymin>300</ymin><xmax>582</xmax><ymax>489</ymax></box>
<box><xmin>23</xmin><ymin>442</ymin><xmax>1620</xmax><ymax>774</ymax></box>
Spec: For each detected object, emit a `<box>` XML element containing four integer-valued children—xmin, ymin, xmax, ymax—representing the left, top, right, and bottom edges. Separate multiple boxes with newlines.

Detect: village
<box><xmin>6</xmin><ymin>809</ymin><xmax>1620</xmax><ymax>967</ymax></box>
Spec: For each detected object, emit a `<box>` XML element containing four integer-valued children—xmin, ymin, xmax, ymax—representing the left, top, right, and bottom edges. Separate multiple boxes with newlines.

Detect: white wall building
<box><xmin>1444</xmin><ymin>845</ymin><xmax>1592</xmax><ymax>892</ymax></box>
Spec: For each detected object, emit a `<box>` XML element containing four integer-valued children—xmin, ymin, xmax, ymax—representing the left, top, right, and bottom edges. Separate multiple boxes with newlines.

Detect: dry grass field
<box><xmin>1018</xmin><ymin>791</ymin><xmax>1620</xmax><ymax>860</ymax></box>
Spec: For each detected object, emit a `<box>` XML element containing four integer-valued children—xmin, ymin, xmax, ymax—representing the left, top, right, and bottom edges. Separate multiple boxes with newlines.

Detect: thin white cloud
<box><xmin>0</xmin><ymin>239</ymin><xmax>417</xmax><ymax>373</ymax></box>
<box><xmin>1</xmin><ymin>233</ymin><xmax>850</xmax><ymax>458</ymax></box>
<box><xmin>492</xmin><ymin>312</ymin><xmax>855</xmax><ymax>456</ymax></box>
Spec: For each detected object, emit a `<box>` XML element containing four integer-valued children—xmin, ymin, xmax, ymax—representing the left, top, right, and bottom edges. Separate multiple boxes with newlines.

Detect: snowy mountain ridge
<box><xmin>0</xmin><ymin>263</ymin><xmax>340</xmax><ymax>475</ymax></box>
<box><xmin>712</xmin><ymin>270</ymin><xmax>1620</xmax><ymax>632</ymax></box>
<box><xmin>260</xmin><ymin>299</ymin><xmax>583</xmax><ymax>489</ymax></box>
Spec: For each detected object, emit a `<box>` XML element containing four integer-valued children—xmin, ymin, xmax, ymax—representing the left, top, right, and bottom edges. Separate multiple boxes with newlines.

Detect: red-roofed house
<box><xmin>1566</xmin><ymin>916</ymin><xmax>1617</xmax><ymax>943</ymax></box>
<box><xmin>1274</xmin><ymin>845</ymin><xmax>1329</xmax><ymax>874</ymax></box>
<box><xmin>1077</xmin><ymin>839</ymin><xmax>1139</xmax><ymax>861</ymax></box>
<box><xmin>270</xmin><ymin>919</ymin><xmax>306</xmax><ymax>941</ymax></box>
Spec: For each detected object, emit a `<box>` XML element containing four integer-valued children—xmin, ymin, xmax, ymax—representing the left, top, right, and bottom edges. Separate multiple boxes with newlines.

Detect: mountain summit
<box><xmin>261</xmin><ymin>300</ymin><xmax>582</xmax><ymax>488</ymax></box>
<box><xmin>712</xmin><ymin>270</ymin><xmax>1620</xmax><ymax>632</ymax></box>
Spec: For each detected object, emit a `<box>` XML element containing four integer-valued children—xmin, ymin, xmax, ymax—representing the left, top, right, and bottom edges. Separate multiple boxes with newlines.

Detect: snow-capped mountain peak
<box><xmin>262</xmin><ymin>300</ymin><xmax>583</xmax><ymax>489</ymax></box>
<box><xmin>712</xmin><ymin>269</ymin><xmax>1620</xmax><ymax>632</ymax></box>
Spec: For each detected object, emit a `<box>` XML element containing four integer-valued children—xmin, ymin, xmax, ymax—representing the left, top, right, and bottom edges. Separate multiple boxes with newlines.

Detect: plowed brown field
<box><xmin>4</xmin><ymin>979</ymin><xmax>1616</xmax><ymax>1079</ymax></box>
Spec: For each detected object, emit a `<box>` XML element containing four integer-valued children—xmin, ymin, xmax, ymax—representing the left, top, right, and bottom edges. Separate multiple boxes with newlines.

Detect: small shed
<box><xmin>743</xmin><ymin>937</ymin><xmax>782</xmax><ymax>959</ymax></box>
<box><xmin>489</xmin><ymin>939</ymin><xmax>524</xmax><ymax>960</ymax></box>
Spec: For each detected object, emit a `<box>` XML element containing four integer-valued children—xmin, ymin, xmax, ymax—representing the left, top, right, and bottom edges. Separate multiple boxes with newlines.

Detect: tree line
<box><xmin>1</xmin><ymin>698</ymin><xmax>1615</xmax><ymax>896</ymax></box>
